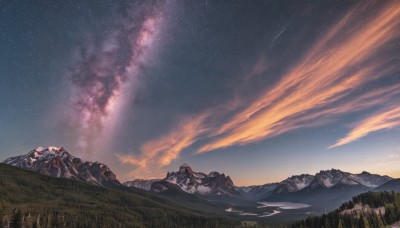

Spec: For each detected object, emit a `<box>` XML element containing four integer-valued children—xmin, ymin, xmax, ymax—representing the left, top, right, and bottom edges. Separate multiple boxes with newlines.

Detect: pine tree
<box><xmin>360</xmin><ymin>214</ymin><xmax>371</xmax><ymax>228</ymax></box>
<box><xmin>338</xmin><ymin>219</ymin><xmax>344</xmax><ymax>228</ymax></box>
<box><xmin>0</xmin><ymin>201</ymin><xmax>3</xmax><ymax>222</ymax></box>
<box><xmin>12</xmin><ymin>209</ymin><xmax>23</xmax><ymax>228</ymax></box>
<box><xmin>46</xmin><ymin>214</ymin><xmax>52</xmax><ymax>228</ymax></box>
<box><xmin>377</xmin><ymin>214</ymin><xmax>385</xmax><ymax>228</ymax></box>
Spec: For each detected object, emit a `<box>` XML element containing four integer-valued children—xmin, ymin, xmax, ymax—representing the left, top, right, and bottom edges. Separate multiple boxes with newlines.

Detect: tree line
<box><xmin>292</xmin><ymin>191</ymin><xmax>400</xmax><ymax>228</ymax></box>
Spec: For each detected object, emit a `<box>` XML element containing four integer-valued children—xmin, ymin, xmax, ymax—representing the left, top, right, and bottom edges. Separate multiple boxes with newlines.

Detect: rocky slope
<box><xmin>123</xmin><ymin>179</ymin><xmax>161</xmax><ymax>191</ymax></box>
<box><xmin>2</xmin><ymin>146</ymin><xmax>119</xmax><ymax>186</ymax></box>
<box><xmin>124</xmin><ymin>164</ymin><xmax>240</xmax><ymax>196</ymax></box>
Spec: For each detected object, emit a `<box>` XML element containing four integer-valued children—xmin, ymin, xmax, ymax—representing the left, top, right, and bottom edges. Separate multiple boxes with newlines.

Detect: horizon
<box><xmin>1</xmin><ymin>0</ymin><xmax>399</xmax><ymax>187</ymax></box>
<box><xmin>2</xmin><ymin>145</ymin><xmax>398</xmax><ymax>187</ymax></box>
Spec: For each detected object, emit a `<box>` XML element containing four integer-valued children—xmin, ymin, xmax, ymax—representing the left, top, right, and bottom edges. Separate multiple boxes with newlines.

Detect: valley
<box><xmin>2</xmin><ymin>146</ymin><xmax>400</xmax><ymax>226</ymax></box>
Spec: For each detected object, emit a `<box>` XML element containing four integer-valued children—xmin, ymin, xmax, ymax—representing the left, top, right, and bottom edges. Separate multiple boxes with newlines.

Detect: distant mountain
<box><xmin>2</xmin><ymin>146</ymin><xmax>120</xmax><ymax>186</ymax></box>
<box><xmin>125</xmin><ymin>166</ymin><xmax>394</xmax><ymax>203</ymax></box>
<box><xmin>262</xmin><ymin>169</ymin><xmax>393</xmax><ymax>211</ymax></box>
<box><xmin>238</xmin><ymin>183</ymin><xmax>278</xmax><ymax>199</ymax></box>
<box><xmin>160</xmin><ymin>164</ymin><xmax>239</xmax><ymax>196</ymax></box>
<box><xmin>303</xmin><ymin>169</ymin><xmax>391</xmax><ymax>191</ymax></box>
<box><xmin>3</xmin><ymin>148</ymin><xmax>400</xmax><ymax>224</ymax></box>
<box><xmin>305</xmin><ymin>169</ymin><xmax>361</xmax><ymax>190</ymax></box>
<box><xmin>123</xmin><ymin>179</ymin><xmax>161</xmax><ymax>191</ymax></box>
<box><xmin>376</xmin><ymin>179</ymin><xmax>400</xmax><ymax>192</ymax></box>
<box><xmin>348</xmin><ymin>171</ymin><xmax>392</xmax><ymax>188</ymax></box>
<box><xmin>124</xmin><ymin>164</ymin><xmax>240</xmax><ymax>197</ymax></box>
<box><xmin>273</xmin><ymin>174</ymin><xmax>314</xmax><ymax>194</ymax></box>
<box><xmin>151</xmin><ymin>180</ymin><xmax>186</xmax><ymax>193</ymax></box>
<box><xmin>240</xmin><ymin>169</ymin><xmax>392</xmax><ymax>201</ymax></box>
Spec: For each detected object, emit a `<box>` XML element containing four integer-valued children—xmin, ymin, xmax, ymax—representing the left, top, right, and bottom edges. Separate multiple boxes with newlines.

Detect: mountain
<box><xmin>262</xmin><ymin>169</ymin><xmax>392</xmax><ymax>212</ymax></box>
<box><xmin>305</xmin><ymin>169</ymin><xmax>361</xmax><ymax>190</ymax></box>
<box><xmin>165</xmin><ymin>164</ymin><xmax>238</xmax><ymax>195</ymax></box>
<box><xmin>2</xmin><ymin>146</ymin><xmax>119</xmax><ymax>186</ymax></box>
<box><xmin>238</xmin><ymin>183</ymin><xmax>278</xmax><ymax>199</ymax></box>
<box><xmin>304</xmin><ymin>169</ymin><xmax>392</xmax><ymax>190</ymax></box>
<box><xmin>348</xmin><ymin>171</ymin><xmax>392</xmax><ymax>188</ymax></box>
<box><xmin>273</xmin><ymin>174</ymin><xmax>315</xmax><ymax>194</ymax></box>
<box><xmin>377</xmin><ymin>179</ymin><xmax>400</xmax><ymax>192</ymax></box>
<box><xmin>0</xmin><ymin>163</ymin><xmax>237</xmax><ymax>227</ymax></box>
<box><xmin>125</xmin><ymin>165</ymin><xmax>394</xmax><ymax>205</ymax></box>
<box><xmin>3</xmin><ymin>148</ymin><xmax>399</xmax><ymax>225</ymax></box>
<box><xmin>123</xmin><ymin>179</ymin><xmax>160</xmax><ymax>191</ymax></box>
<box><xmin>124</xmin><ymin>164</ymin><xmax>241</xmax><ymax>196</ymax></box>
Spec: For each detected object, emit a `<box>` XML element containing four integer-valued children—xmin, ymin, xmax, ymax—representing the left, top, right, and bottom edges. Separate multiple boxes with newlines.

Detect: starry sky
<box><xmin>1</xmin><ymin>0</ymin><xmax>399</xmax><ymax>186</ymax></box>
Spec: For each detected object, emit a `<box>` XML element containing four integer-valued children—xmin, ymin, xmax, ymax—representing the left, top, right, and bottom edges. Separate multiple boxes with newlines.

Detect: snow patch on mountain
<box><xmin>274</xmin><ymin>174</ymin><xmax>314</xmax><ymax>194</ymax></box>
<box><xmin>123</xmin><ymin>179</ymin><xmax>160</xmax><ymax>191</ymax></box>
<box><xmin>308</xmin><ymin>169</ymin><xmax>392</xmax><ymax>189</ymax></box>
<box><xmin>148</xmin><ymin>164</ymin><xmax>239</xmax><ymax>196</ymax></box>
<box><xmin>348</xmin><ymin>171</ymin><xmax>392</xmax><ymax>188</ymax></box>
<box><xmin>2</xmin><ymin>146</ymin><xmax>119</xmax><ymax>186</ymax></box>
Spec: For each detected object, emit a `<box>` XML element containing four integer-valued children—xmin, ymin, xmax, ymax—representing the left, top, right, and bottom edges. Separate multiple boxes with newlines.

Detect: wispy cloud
<box><xmin>198</xmin><ymin>1</ymin><xmax>400</xmax><ymax>153</ymax></box>
<box><xmin>330</xmin><ymin>105</ymin><xmax>400</xmax><ymax>148</ymax></box>
<box><xmin>117</xmin><ymin>112</ymin><xmax>211</xmax><ymax>170</ymax></box>
<box><xmin>118</xmin><ymin>1</ymin><xmax>400</xmax><ymax>176</ymax></box>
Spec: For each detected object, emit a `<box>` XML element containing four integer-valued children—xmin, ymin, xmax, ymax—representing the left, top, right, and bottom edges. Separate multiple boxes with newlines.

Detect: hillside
<box><xmin>0</xmin><ymin>164</ymin><xmax>238</xmax><ymax>227</ymax></box>
<box><xmin>292</xmin><ymin>191</ymin><xmax>400</xmax><ymax>228</ymax></box>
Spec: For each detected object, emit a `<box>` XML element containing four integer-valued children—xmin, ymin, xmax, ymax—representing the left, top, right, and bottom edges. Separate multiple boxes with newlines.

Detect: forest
<box><xmin>0</xmin><ymin>164</ymin><xmax>238</xmax><ymax>228</ymax></box>
<box><xmin>292</xmin><ymin>191</ymin><xmax>400</xmax><ymax>228</ymax></box>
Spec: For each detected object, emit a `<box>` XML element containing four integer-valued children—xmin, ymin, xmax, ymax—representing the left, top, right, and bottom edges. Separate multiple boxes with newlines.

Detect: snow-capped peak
<box><xmin>35</xmin><ymin>146</ymin><xmax>62</xmax><ymax>153</ymax></box>
<box><xmin>307</xmin><ymin>169</ymin><xmax>391</xmax><ymax>189</ymax></box>
<box><xmin>273</xmin><ymin>174</ymin><xmax>314</xmax><ymax>194</ymax></box>
<box><xmin>348</xmin><ymin>171</ymin><xmax>392</xmax><ymax>188</ymax></box>
<box><xmin>2</xmin><ymin>146</ymin><xmax>119</xmax><ymax>186</ymax></box>
<box><xmin>153</xmin><ymin>164</ymin><xmax>238</xmax><ymax>196</ymax></box>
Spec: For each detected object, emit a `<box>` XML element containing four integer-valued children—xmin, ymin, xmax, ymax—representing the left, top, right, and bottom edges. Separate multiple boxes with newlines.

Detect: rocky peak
<box><xmin>309</xmin><ymin>169</ymin><xmax>358</xmax><ymax>189</ymax></box>
<box><xmin>179</xmin><ymin>163</ymin><xmax>194</xmax><ymax>174</ymax></box>
<box><xmin>2</xmin><ymin>146</ymin><xmax>120</xmax><ymax>186</ymax></box>
<box><xmin>274</xmin><ymin>173</ymin><xmax>314</xmax><ymax>194</ymax></box>
<box><xmin>160</xmin><ymin>164</ymin><xmax>239</xmax><ymax>196</ymax></box>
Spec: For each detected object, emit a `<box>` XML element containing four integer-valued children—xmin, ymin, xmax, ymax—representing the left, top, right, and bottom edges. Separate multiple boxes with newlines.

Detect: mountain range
<box><xmin>123</xmin><ymin>165</ymin><xmax>393</xmax><ymax>207</ymax></box>
<box><xmin>2</xmin><ymin>146</ymin><xmax>399</xmax><ymax>223</ymax></box>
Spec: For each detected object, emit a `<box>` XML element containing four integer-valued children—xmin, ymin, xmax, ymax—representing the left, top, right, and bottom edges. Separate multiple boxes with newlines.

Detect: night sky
<box><xmin>1</xmin><ymin>0</ymin><xmax>399</xmax><ymax>186</ymax></box>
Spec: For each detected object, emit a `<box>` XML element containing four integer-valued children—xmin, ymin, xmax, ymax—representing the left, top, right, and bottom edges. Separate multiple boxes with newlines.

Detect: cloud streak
<box><xmin>197</xmin><ymin>1</ymin><xmax>400</xmax><ymax>153</ymax></box>
<box><xmin>117</xmin><ymin>112</ymin><xmax>212</xmax><ymax>169</ymax></box>
<box><xmin>330</xmin><ymin>105</ymin><xmax>400</xmax><ymax>148</ymax></box>
<box><xmin>118</xmin><ymin>1</ymin><xmax>400</xmax><ymax>177</ymax></box>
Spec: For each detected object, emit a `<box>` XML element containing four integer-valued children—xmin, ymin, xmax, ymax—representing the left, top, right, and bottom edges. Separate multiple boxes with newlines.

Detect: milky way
<box><xmin>68</xmin><ymin>1</ymin><xmax>167</xmax><ymax>154</ymax></box>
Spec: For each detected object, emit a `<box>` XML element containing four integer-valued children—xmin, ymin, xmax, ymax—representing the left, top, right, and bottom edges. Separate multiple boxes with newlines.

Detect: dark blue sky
<box><xmin>1</xmin><ymin>0</ymin><xmax>399</xmax><ymax>185</ymax></box>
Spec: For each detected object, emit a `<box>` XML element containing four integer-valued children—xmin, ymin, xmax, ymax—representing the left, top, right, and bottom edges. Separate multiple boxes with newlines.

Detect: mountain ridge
<box><xmin>1</xmin><ymin>147</ymin><xmax>395</xmax><ymax>204</ymax></box>
<box><xmin>2</xmin><ymin>146</ymin><xmax>120</xmax><ymax>186</ymax></box>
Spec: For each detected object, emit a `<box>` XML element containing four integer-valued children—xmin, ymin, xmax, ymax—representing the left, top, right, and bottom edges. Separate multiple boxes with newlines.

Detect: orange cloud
<box><xmin>118</xmin><ymin>1</ymin><xmax>400</xmax><ymax>174</ymax></box>
<box><xmin>330</xmin><ymin>105</ymin><xmax>400</xmax><ymax>148</ymax></box>
<box><xmin>141</xmin><ymin>112</ymin><xmax>211</xmax><ymax>166</ymax></box>
<box><xmin>116</xmin><ymin>112</ymin><xmax>211</xmax><ymax>173</ymax></box>
<box><xmin>116</xmin><ymin>154</ymin><xmax>146</xmax><ymax>168</ymax></box>
<box><xmin>197</xmin><ymin>1</ymin><xmax>400</xmax><ymax>153</ymax></box>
